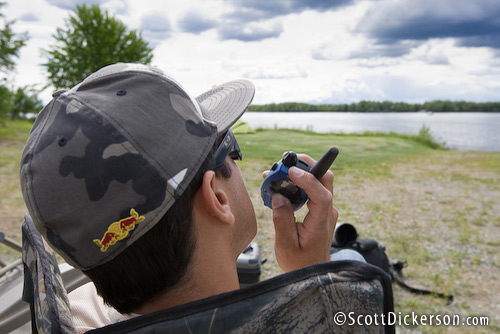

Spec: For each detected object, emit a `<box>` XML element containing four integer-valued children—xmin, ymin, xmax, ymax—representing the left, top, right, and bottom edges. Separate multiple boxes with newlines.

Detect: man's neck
<box><xmin>134</xmin><ymin>176</ymin><xmax>249</xmax><ymax>315</ymax></box>
<box><xmin>133</xmin><ymin>252</ymin><xmax>240</xmax><ymax>314</ymax></box>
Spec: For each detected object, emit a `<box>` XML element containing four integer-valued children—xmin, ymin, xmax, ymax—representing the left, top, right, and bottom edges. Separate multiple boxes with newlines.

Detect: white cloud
<box><xmin>101</xmin><ymin>0</ymin><xmax>128</xmax><ymax>16</ymax></box>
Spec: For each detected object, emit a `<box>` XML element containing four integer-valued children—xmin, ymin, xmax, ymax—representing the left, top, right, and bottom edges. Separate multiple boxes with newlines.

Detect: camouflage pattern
<box><xmin>22</xmin><ymin>214</ymin><xmax>77</xmax><ymax>334</ymax></box>
<box><xmin>19</xmin><ymin>63</ymin><xmax>254</xmax><ymax>270</ymax></box>
<box><xmin>91</xmin><ymin>261</ymin><xmax>394</xmax><ymax>334</ymax></box>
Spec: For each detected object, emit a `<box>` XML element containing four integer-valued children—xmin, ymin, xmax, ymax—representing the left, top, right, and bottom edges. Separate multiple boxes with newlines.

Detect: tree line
<box><xmin>249</xmin><ymin>101</ymin><xmax>500</xmax><ymax>112</ymax></box>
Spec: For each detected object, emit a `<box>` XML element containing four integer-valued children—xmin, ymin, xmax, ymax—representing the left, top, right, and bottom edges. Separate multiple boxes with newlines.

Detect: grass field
<box><xmin>1</xmin><ymin>119</ymin><xmax>499</xmax><ymax>333</ymax></box>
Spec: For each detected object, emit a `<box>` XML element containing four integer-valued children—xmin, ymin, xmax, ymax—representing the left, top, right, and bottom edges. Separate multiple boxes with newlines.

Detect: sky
<box><xmin>3</xmin><ymin>0</ymin><xmax>500</xmax><ymax>105</ymax></box>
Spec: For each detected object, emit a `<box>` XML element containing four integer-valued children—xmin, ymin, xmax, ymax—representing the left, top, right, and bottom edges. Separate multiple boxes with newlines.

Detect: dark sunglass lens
<box><xmin>229</xmin><ymin>150</ymin><xmax>242</xmax><ymax>160</ymax></box>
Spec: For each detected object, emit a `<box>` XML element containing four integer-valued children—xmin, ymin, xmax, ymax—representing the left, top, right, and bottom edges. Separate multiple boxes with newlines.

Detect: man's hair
<box><xmin>84</xmin><ymin>149</ymin><xmax>232</xmax><ymax>314</ymax></box>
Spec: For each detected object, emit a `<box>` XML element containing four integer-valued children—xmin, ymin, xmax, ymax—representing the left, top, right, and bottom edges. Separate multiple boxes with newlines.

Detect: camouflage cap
<box><xmin>20</xmin><ymin>63</ymin><xmax>255</xmax><ymax>270</ymax></box>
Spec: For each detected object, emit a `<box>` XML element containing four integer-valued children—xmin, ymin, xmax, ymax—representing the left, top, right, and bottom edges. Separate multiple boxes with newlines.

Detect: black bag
<box><xmin>330</xmin><ymin>223</ymin><xmax>453</xmax><ymax>303</ymax></box>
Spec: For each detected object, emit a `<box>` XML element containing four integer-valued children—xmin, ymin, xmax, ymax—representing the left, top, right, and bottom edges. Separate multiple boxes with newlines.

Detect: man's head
<box><xmin>20</xmin><ymin>63</ymin><xmax>256</xmax><ymax>311</ymax></box>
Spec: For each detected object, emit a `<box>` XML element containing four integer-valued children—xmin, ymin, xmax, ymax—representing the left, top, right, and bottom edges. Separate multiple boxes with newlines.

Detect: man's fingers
<box><xmin>296</xmin><ymin>154</ymin><xmax>316</xmax><ymax>165</ymax></box>
<box><xmin>271</xmin><ymin>194</ymin><xmax>297</xmax><ymax>240</ymax></box>
<box><xmin>296</xmin><ymin>153</ymin><xmax>334</xmax><ymax>192</ymax></box>
<box><xmin>288</xmin><ymin>167</ymin><xmax>333</xmax><ymax>207</ymax></box>
<box><xmin>271</xmin><ymin>194</ymin><xmax>300</xmax><ymax>268</ymax></box>
<box><xmin>265</xmin><ymin>153</ymin><xmax>338</xmax><ymax>272</ymax></box>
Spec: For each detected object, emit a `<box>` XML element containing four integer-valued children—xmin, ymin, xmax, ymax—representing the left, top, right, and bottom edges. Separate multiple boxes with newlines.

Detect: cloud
<box><xmin>45</xmin><ymin>0</ymin><xmax>111</xmax><ymax>10</ymax></box>
<box><xmin>43</xmin><ymin>0</ymin><xmax>128</xmax><ymax>16</ymax></box>
<box><xmin>410</xmin><ymin>42</ymin><xmax>451</xmax><ymax>65</ymax></box>
<box><xmin>102</xmin><ymin>0</ymin><xmax>128</xmax><ymax>16</ymax></box>
<box><xmin>217</xmin><ymin>21</ymin><xmax>283</xmax><ymax>42</ymax></box>
<box><xmin>217</xmin><ymin>0</ymin><xmax>356</xmax><ymax>42</ymax></box>
<box><xmin>177</xmin><ymin>11</ymin><xmax>217</xmax><ymax>34</ymax></box>
<box><xmin>314</xmin><ymin>75</ymin><xmax>466</xmax><ymax>105</ymax></box>
<box><xmin>460</xmin><ymin>34</ymin><xmax>500</xmax><ymax>49</ymax></box>
<box><xmin>349</xmin><ymin>40</ymin><xmax>422</xmax><ymax>59</ymax></box>
<box><xmin>244</xmin><ymin>68</ymin><xmax>308</xmax><ymax>80</ymax></box>
<box><xmin>226</xmin><ymin>0</ymin><xmax>355</xmax><ymax>21</ymax></box>
<box><xmin>18</xmin><ymin>13</ymin><xmax>39</xmax><ymax>22</ymax></box>
<box><xmin>356</xmin><ymin>0</ymin><xmax>500</xmax><ymax>53</ymax></box>
<box><xmin>364</xmin><ymin>74</ymin><xmax>500</xmax><ymax>103</ymax></box>
<box><xmin>311</xmin><ymin>39</ymin><xmax>420</xmax><ymax>63</ymax></box>
<box><xmin>140</xmin><ymin>13</ymin><xmax>172</xmax><ymax>45</ymax></box>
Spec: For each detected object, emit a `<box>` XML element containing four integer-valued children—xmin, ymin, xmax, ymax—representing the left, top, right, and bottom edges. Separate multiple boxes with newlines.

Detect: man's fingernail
<box><xmin>272</xmin><ymin>194</ymin><xmax>289</xmax><ymax>209</ymax></box>
<box><xmin>289</xmin><ymin>167</ymin><xmax>305</xmax><ymax>178</ymax></box>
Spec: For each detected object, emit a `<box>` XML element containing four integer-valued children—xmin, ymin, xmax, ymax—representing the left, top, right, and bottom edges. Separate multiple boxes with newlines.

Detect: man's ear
<box><xmin>198</xmin><ymin>170</ymin><xmax>234</xmax><ymax>224</ymax></box>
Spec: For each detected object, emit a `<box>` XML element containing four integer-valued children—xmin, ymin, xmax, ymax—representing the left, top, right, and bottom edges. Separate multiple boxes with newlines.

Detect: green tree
<box><xmin>10</xmin><ymin>86</ymin><xmax>43</xmax><ymax>119</ymax></box>
<box><xmin>0</xmin><ymin>2</ymin><xmax>27</xmax><ymax>73</ymax></box>
<box><xmin>42</xmin><ymin>4</ymin><xmax>153</xmax><ymax>89</ymax></box>
<box><xmin>0</xmin><ymin>85</ymin><xmax>13</xmax><ymax>120</ymax></box>
<box><xmin>0</xmin><ymin>1</ymin><xmax>28</xmax><ymax>120</ymax></box>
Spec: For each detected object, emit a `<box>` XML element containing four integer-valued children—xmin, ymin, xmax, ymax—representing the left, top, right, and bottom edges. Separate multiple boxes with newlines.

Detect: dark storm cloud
<box><xmin>460</xmin><ymin>34</ymin><xmax>500</xmax><ymax>49</ymax></box>
<box><xmin>357</xmin><ymin>0</ymin><xmax>500</xmax><ymax>53</ymax></box>
<box><xmin>216</xmin><ymin>0</ymin><xmax>356</xmax><ymax>42</ymax></box>
<box><xmin>177</xmin><ymin>12</ymin><xmax>217</xmax><ymax>34</ymax></box>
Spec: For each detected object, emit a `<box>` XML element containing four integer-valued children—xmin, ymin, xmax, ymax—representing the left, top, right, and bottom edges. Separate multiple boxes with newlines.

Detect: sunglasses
<box><xmin>214</xmin><ymin>130</ymin><xmax>242</xmax><ymax>167</ymax></box>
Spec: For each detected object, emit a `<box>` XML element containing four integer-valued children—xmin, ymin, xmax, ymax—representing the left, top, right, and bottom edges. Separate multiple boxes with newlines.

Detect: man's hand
<box><xmin>263</xmin><ymin>154</ymin><xmax>338</xmax><ymax>272</ymax></box>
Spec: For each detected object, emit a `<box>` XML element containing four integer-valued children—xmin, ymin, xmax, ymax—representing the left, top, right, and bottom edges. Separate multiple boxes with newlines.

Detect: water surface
<box><xmin>242</xmin><ymin>112</ymin><xmax>500</xmax><ymax>151</ymax></box>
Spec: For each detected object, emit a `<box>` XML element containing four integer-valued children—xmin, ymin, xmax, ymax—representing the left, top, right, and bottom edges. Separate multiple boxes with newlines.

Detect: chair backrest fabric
<box><xmin>90</xmin><ymin>261</ymin><xmax>395</xmax><ymax>334</ymax></box>
<box><xmin>22</xmin><ymin>214</ymin><xmax>77</xmax><ymax>334</ymax></box>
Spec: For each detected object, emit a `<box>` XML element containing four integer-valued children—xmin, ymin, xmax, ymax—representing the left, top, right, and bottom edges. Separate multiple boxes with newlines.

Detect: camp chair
<box><xmin>22</xmin><ymin>214</ymin><xmax>395</xmax><ymax>334</ymax></box>
<box><xmin>22</xmin><ymin>214</ymin><xmax>82</xmax><ymax>334</ymax></box>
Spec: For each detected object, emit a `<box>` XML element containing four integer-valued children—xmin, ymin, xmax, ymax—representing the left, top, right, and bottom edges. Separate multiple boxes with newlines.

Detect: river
<box><xmin>241</xmin><ymin>112</ymin><xmax>500</xmax><ymax>152</ymax></box>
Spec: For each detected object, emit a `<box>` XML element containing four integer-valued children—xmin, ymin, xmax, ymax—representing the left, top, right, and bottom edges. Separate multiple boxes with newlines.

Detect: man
<box><xmin>19</xmin><ymin>63</ymin><xmax>338</xmax><ymax>331</ymax></box>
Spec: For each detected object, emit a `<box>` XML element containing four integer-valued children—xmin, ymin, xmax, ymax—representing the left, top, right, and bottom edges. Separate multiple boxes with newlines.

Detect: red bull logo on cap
<box><xmin>93</xmin><ymin>208</ymin><xmax>145</xmax><ymax>252</ymax></box>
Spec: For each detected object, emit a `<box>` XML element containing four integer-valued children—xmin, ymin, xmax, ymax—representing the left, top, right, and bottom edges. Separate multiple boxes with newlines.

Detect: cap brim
<box><xmin>196</xmin><ymin>80</ymin><xmax>255</xmax><ymax>134</ymax></box>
